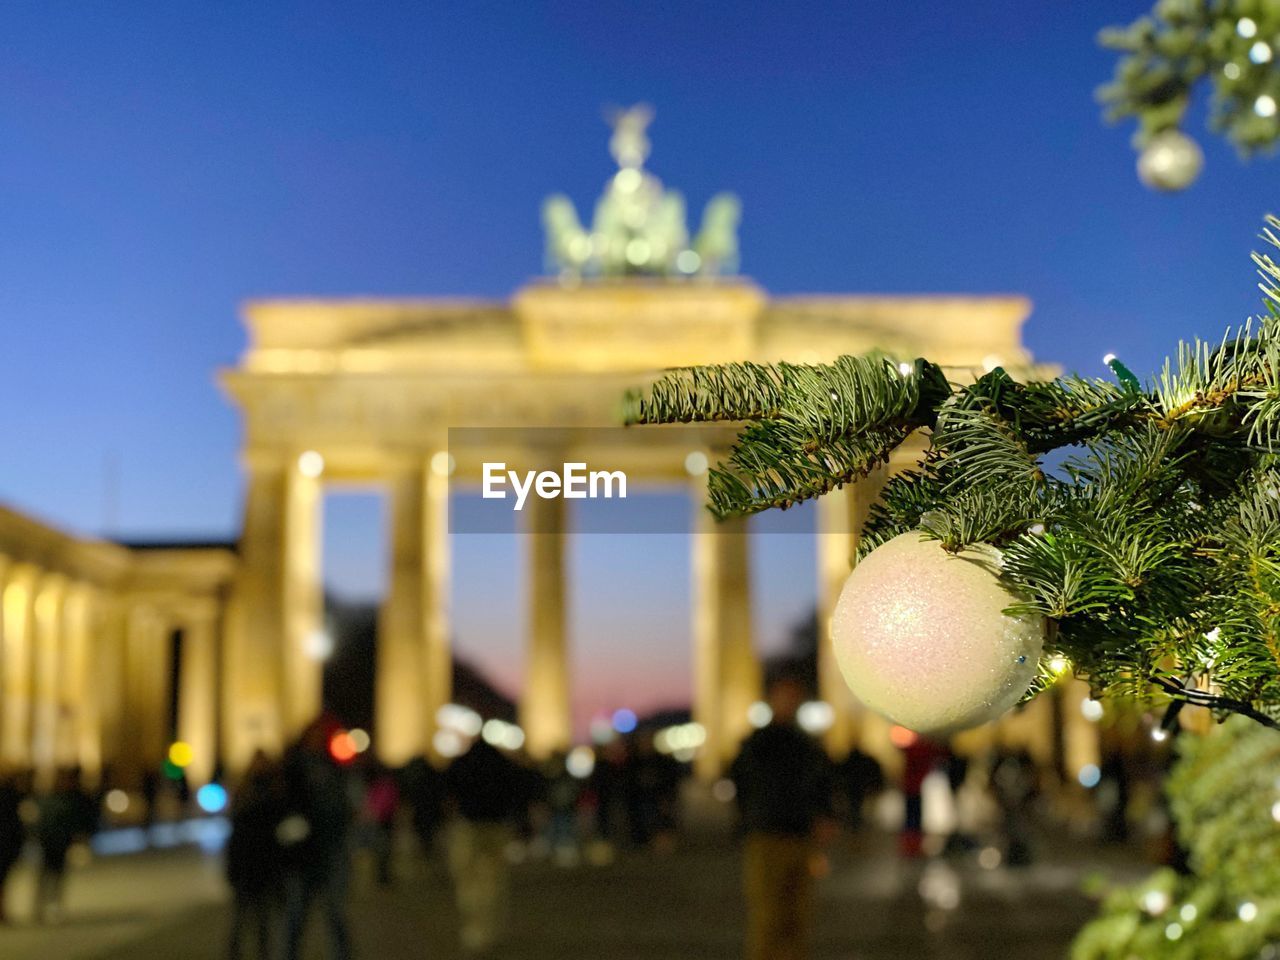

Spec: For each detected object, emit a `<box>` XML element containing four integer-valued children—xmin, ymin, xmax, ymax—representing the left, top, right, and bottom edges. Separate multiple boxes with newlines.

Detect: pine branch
<box><xmin>622</xmin><ymin>215</ymin><xmax>1280</xmax><ymax>731</ymax></box>
<box><xmin>707</xmin><ymin>421</ymin><xmax>911</xmax><ymax>518</ymax></box>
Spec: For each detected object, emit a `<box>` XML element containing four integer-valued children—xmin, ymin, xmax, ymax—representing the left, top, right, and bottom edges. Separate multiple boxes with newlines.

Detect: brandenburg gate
<box><xmin>0</xmin><ymin>110</ymin><xmax>1098</xmax><ymax>790</ymax></box>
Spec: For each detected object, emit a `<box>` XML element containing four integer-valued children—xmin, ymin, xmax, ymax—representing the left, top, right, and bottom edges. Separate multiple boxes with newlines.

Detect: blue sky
<box><xmin>2</xmin><ymin>2</ymin><xmax>1276</xmax><ymax>719</ymax></box>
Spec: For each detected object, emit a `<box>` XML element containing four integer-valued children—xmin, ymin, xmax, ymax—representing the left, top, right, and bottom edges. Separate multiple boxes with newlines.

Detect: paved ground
<box><xmin>0</xmin><ymin>828</ymin><xmax>1144</xmax><ymax>960</ymax></box>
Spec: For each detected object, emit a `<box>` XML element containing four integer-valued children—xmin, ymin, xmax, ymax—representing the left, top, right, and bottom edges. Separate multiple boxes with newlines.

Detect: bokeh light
<box><xmin>611</xmin><ymin>709</ymin><xmax>637</xmax><ymax>734</ymax></box>
<box><xmin>167</xmin><ymin>741</ymin><xmax>194</xmax><ymax>768</ymax></box>
<box><xmin>328</xmin><ymin>730</ymin><xmax>358</xmax><ymax>764</ymax></box>
<box><xmin>566</xmin><ymin>745</ymin><xmax>595</xmax><ymax>779</ymax></box>
<box><xmin>196</xmin><ymin>783</ymin><xmax>228</xmax><ymax>814</ymax></box>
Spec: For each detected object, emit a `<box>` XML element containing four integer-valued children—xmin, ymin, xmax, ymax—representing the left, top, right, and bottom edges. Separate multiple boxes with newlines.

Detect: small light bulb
<box><xmin>1250</xmin><ymin>41</ymin><xmax>1272</xmax><ymax>64</ymax></box>
<box><xmin>1151</xmin><ymin>727</ymin><xmax>1168</xmax><ymax>743</ymax></box>
<box><xmin>1102</xmin><ymin>352</ymin><xmax>1117</xmax><ymax>365</ymax></box>
<box><xmin>1224</xmin><ymin>62</ymin><xmax>1242</xmax><ymax>80</ymax></box>
<box><xmin>1256</xmin><ymin>95</ymin><xmax>1278</xmax><ymax>118</ymax></box>
<box><xmin>1238</xmin><ymin>17</ymin><xmax>1258</xmax><ymax>38</ymax></box>
<box><xmin>1142</xmin><ymin>889</ymin><xmax>1170</xmax><ymax>915</ymax></box>
<box><xmin>897</xmin><ymin>361</ymin><xmax>913</xmax><ymax>376</ymax></box>
<box><xmin>298</xmin><ymin>450</ymin><xmax>325</xmax><ymax>478</ymax></box>
<box><xmin>430</xmin><ymin>451</ymin><xmax>455</xmax><ymax>476</ymax></box>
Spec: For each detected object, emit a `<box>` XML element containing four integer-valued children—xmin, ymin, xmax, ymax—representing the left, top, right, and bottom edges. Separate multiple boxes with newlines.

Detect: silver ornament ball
<box><xmin>830</xmin><ymin>531</ymin><xmax>1046</xmax><ymax>735</ymax></box>
<box><xmin>1136</xmin><ymin>130</ymin><xmax>1204</xmax><ymax>192</ymax></box>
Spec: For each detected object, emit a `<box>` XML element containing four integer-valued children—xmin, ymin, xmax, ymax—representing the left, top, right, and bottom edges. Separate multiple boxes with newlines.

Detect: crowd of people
<box><xmin>219</xmin><ymin>713</ymin><xmax>690</xmax><ymax>959</ymax></box>
<box><xmin>0</xmin><ymin>684</ymin><xmax>1164</xmax><ymax>960</ymax></box>
<box><xmin>0</xmin><ymin>766</ymin><xmax>98</xmax><ymax>927</ymax></box>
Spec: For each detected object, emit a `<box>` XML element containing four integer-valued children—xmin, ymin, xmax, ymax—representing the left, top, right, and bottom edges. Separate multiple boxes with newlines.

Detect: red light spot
<box><xmin>328</xmin><ymin>730</ymin><xmax>357</xmax><ymax>764</ymax></box>
<box><xmin>889</xmin><ymin>725</ymin><xmax>918</xmax><ymax>749</ymax></box>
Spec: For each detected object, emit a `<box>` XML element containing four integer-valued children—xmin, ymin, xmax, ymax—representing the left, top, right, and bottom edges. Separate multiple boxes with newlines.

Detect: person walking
<box><xmin>730</xmin><ymin>676</ymin><xmax>835</xmax><ymax>960</ymax></box>
<box><xmin>399</xmin><ymin>755</ymin><xmax>445</xmax><ymax>860</ymax></box>
<box><xmin>227</xmin><ymin>750</ymin><xmax>286</xmax><ymax>960</ymax></box>
<box><xmin>0</xmin><ymin>771</ymin><xmax>28</xmax><ymax>925</ymax></box>
<box><xmin>360</xmin><ymin>762</ymin><xmax>400</xmax><ymax>886</ymax></box>
<box><xmin>836</xmin><ymin>747</ymin><xmax>883</xmax><ymax>831</ymax></box>
<box><xmin>33</xmin><ymin>767</ymin><xmax>95</xmax><ymax>924</ymax></box>
<box><xmin>281</xmin><ymin>718</ymin><xmax>355</xmax><ymax>960</ymax></box>
<box><xmin>445</xmin><ymin>737</ymin><xmax>525</xmax><ymax>956</ymax></box>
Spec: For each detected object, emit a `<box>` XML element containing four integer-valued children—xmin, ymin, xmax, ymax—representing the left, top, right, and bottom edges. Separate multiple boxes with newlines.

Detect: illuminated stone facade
<box><xmin>218</xmin><ymin>280</ymin><xmax>1093</xmax><ymax>780</ymax></box>
<box><xmin>0</xmin><ymin>507</ymin><xmax>233</xmax><ymax>789</ymax></box>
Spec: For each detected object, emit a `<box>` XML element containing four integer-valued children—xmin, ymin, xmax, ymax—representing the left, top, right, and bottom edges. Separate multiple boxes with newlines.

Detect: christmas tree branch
<box><xmin>625</xmin><ymin>216</ymin><xmax>1280</xmax><ymax>728</ymax></box>
<box><xmin>1150</xmin><ymin>675</ymin><xmax>1280</xmax><ymax>731</ymax></box>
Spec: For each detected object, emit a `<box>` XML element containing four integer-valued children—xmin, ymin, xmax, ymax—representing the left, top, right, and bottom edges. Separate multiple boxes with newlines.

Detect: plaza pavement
<box><xmin>0</xmin><ymin>829</ymin><xmax>1144</xmax><ymax>960</ymax></box>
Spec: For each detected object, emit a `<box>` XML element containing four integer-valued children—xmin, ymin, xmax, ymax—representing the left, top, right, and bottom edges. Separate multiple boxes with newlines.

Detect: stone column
<box><xmin>124</xmin><ymin>605</ymin><xmax>171</xmax><ymax>786</ymax></box>
<box><xmin>224</xmin><ymin>452</ymin><xmax>323</xmax><ymax>772</ymax></box>
<box><xmin>31</xmin><ymin>574</ymin><xmax>66</xmax><ymax>785</ymax></box>
<box><xmin>93</xmin><ymin>595</ymin><xmax>130</xmax><ymax>779</ymax></box>
<box><xmin>717</xmin><ymin>517</ymin><xmax>759</xmax><ymax>767</ymax></box>
<box><xmin>520</xmin><ymin>494</ymin><xmax>571</xmax><ymax>760</ymax></box>
<box><xmin>816</xmin><ymin>484</ymin><xmax>858</xmax><ymax>760</ymax></box>
<box><xmin>815</xmin><ymin>470</ymin><xmax>889</xmax><ymax>760</ymax></box>
<box><xmin>0</xmin><ymin>556</ymin><xmax>6</xmax><ymax>761</ymax></box>
<box><xmin>178</xmin><ymin>606</ymin><xmax>220</xmax><ymax>786</ymax></box>
<box><xmin>282</xmin><ymin>458</ymin><xmax>324</xmax><ymax>736</ymax></box>
<box><xmin>1060</xmin><ymin>678</ymin><xmax>1101</xmax><ymax>784</ymax></box>
<box><xmin>691</xmin><ymin>489</ymin><xmax>760</xmax><ymax>781</ymax></box>
<box><xmin>378</xmin><ymin>456</ymin><xmax>452</xmax><ymax>765</ymax></box>
<box><xmin>423</xmin><ymin>456</ymin><xmax>453</xmax><ymax>761</ymax></box>
<box><xmin>59</xmin><ymin>584</ymin><xmax>97</xmax><ymax>780</ymax></box>
<box><xmin>0</xmin><ymin>561</ymin><xmax>36</xmax><ymax>769</ymax></box>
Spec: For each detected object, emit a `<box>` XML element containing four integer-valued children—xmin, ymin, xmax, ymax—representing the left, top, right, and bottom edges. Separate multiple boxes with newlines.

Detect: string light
<box><xmin>1142</xmin><ymin>889</ymin><xmax>1171</xmax><ymax>915</ymax></box>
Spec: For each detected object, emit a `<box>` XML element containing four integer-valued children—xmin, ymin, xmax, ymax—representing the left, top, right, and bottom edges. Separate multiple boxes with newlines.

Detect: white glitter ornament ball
<box><xmin>1136</xmin><ymin>129</ymin><xmax>1203</xmax><ymax>192</ymax></box>
<box><xmin>831</xmin><ymin>531</ymin><xmax>1045</xmax><ymax>735</ymax></box>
